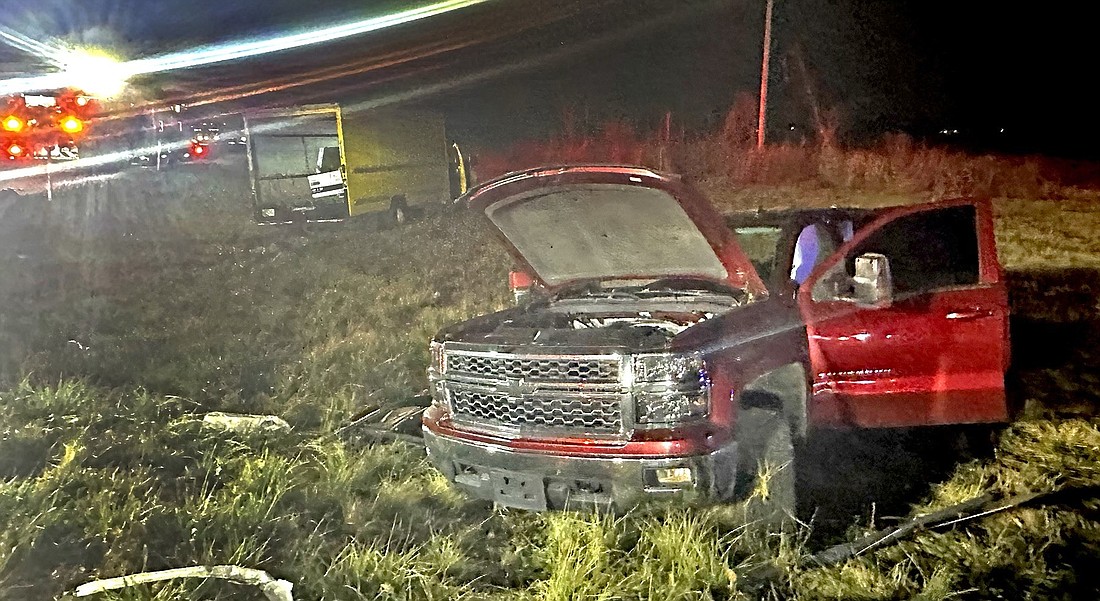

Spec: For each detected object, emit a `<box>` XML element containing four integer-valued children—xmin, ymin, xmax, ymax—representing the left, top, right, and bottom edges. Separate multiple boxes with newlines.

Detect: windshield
<box><xmin>485</xmin><ymin>183</ymin><xmax>729</xmax><ymax>287</ymax></box>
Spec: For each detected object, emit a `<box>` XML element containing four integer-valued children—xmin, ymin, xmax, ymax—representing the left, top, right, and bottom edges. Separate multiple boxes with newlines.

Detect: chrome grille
<box><xmin>449</xmin><ymin>388</ymin><xmax>622</xmax><ymax>433</ymax></box>
<box><xmin>446</xmin><ymin>354</ymin><xmax>618</xmax><ymax>383</ymax></box>
<box><xmin>441</xmin><ymin>348</ymin><xmax>626</xmax><ymax>437</ymax></box>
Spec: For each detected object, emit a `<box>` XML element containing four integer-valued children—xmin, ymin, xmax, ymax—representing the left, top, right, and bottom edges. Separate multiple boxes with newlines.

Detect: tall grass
<box><xmin>474</xmin><ymin>116</ymin><xmax>1099</xmax><ymax>201</ymax></box>
<box><xmin>793</xmin><ymin>419</ymin><xmax>1100</xmax><ymax>599</ymax></box>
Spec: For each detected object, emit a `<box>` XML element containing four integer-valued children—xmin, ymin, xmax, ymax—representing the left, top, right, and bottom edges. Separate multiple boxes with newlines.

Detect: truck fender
<box><xmin>738</xmin><ymin>363</ymin><xmax>808</xmax><ymax>441</ymax></box>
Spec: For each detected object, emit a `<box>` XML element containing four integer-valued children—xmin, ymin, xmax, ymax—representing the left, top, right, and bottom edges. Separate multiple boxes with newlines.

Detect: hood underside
<box><xmin>486</xmin><ymin>183</ymin><xmax>728</xmax><ymax>287</ymax></box>
<box><xmin>465</xmin><ymin>166</ymin><xmax>767</xmax><ymax>296</ymax></box>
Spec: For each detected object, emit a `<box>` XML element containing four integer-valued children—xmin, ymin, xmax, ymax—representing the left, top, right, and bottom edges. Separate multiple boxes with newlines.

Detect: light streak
<box><xmin>89</xmin><ymin>2</ymin><xmax>577</xmax><ymax>121</ymax></box>
<box><xmin>0</xmin><ymin>139</ymin><xmax>189</xmax><ymax>184</ymax></box>
<box><xmin>334</xmin><ymin>5</ymin><xmax>695</xmax><ymax>116</ymax></box>
<box><xmin>0</xmin><ymin>1</ymin><xmax>692</xmax><ymax>183</ymax></box>
<box><xmin>0</xmin><ymin>112</ymin><xmax>352</xmax><ymax>185</ymax></box>
<box><xmin>0</xmin><ymin>0</ymin><xmax>490</xmax><ymax>95</ymax></box>
<box><xmin>0</xmin><ymin>26</ymin><xmax>65</xmax><ymax>61</ymax></box>
<box><xmin>129</xmin><ymin>0</ymin><xmax>489</xmax><ymax>73</ymax></box>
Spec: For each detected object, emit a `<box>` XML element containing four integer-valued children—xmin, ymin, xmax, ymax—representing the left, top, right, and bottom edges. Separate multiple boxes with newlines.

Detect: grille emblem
<box><xmin>495</xmin><ymin>378</ymin><xmax>537</xmax><ymax>397</ymax></box>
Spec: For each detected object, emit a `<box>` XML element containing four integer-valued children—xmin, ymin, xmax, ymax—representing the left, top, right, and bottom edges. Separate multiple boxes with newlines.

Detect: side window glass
<box><xmin>734</xmin><ymin>226</ymin><xmax>782</xmax><ymax>283</ymax></box>
<box><xmin>849</xmin><ymin>206</ymin><xmax>979</xmax><ymax>296</ymax></box>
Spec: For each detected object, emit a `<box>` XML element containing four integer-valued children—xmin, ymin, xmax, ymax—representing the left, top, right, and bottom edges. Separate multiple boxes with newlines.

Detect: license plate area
<box><xmin>488</xmin><ymin>468</ymin><xmax>547</xmax><ymax>511</ymax></box>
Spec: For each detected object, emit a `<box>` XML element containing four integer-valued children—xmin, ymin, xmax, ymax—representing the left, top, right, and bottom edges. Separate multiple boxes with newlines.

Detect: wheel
<box><xmin>733</xmin><ymin>407</ymin><xmax>797</xmax><ymax>528</ymax></box>
<box><xmin>389</xmin><ymin>195</ymin><xmax>410</xmax><ymax>226</ymax></box>
<box><xmin>951</xmin><ymin>423</ymin><xmax>1002</xmax><ymax>461</ymax></box>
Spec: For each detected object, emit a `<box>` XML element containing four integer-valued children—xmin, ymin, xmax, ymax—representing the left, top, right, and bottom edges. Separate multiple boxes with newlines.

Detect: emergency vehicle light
<box><xmin>7</xmin><ymin>143</ymin><xmax>23</xmax><ymax>157</ymax></box>
<box><xmin>60</xmin><ymin>116</ymin><xmax>84</xmax><ymax>134</ymax></box>
<box><xmin>3</xmin><ymin>116</ymin><xmax>23</xmax><ymax>133</ymax></box>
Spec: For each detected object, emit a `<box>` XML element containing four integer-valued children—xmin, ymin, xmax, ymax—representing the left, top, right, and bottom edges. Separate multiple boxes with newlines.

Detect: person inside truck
<box><xmin>791</xmin><ymin>220</ymin><xmax>854</xmax><ymax>284</ymax></box>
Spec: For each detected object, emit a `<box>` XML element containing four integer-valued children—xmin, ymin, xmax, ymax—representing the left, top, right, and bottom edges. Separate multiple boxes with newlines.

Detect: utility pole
<box><xmin>756</xmin><ymin>0</ymin><xmax>774</xmax><ymax>149</ymax></box>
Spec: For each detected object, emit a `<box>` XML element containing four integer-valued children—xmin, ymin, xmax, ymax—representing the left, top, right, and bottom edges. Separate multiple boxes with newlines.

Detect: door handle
<box><xmin>945</xmin><ymin>308</ymin><xmax>996</xmax><ymax>321</ymax></box>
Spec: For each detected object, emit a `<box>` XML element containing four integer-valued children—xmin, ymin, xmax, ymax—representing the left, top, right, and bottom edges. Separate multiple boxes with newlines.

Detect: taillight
<box><xmin>60</xmin><ymin>116</ymin><xmax>84</xmax><ymax>134</ymax></box>
<box><xmin>190</xmin><ymin>142</ymin><xmax>207</xmax><ymax>157</ymax></box>
<box><xmin>3</xmin><ymin>116</ymin><xmax>23</xmax><ymax>133</ymax></box>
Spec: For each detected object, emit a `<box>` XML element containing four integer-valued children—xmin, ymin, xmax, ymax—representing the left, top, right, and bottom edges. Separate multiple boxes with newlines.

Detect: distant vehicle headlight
<box><xmin>632</xmin><ymin>353</ymin><xmax>709</xmax><ymax>426</ymax></box>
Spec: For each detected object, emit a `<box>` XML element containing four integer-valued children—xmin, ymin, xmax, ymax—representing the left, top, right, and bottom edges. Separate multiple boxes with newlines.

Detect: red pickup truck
<box><xmin>422</xmin><ymin>165</ymin><xmax>1010</xmax><ymax>512</ymax></box>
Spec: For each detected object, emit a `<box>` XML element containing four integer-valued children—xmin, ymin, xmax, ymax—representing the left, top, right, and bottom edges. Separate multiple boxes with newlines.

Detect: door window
<box><xmin>849</xmin><ymin>205</ymin><xmax>979</xmax><ymax>295</ymax></box>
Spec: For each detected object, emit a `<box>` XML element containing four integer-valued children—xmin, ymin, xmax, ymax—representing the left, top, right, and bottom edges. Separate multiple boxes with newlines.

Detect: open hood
<box><xmin>465</xmin><ymin>165</ymin><xmax>767</xmax><ymax>295</ymax></box>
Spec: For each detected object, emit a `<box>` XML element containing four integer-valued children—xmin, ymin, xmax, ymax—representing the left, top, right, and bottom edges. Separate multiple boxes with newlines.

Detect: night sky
<box><xmin>2</xmin><ymin>0</ymin><xmax>1096</xmax><ymax>156</ymax></box>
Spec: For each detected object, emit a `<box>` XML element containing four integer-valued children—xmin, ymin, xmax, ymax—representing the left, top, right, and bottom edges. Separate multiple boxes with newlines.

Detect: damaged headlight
<box><xmin>632</xmin><ymin>353</ymin><xmax>710</xmax><ymax>426</ymax></box>
<box><xmin>634</xmin><ymin>389</ymin><xmax>709</xmax><ymax>425</ymax></box>
<box><xmin>633</xmin><ymin>353</ymin><xmax>706</xmax><ymax>383</ymax></box>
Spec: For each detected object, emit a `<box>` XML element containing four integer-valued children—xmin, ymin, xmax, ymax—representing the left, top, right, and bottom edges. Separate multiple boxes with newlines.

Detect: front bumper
<box><xmin>423</xmin><ymin>427</ymin><xmax>738</xmax><ymax>511</ymax></box>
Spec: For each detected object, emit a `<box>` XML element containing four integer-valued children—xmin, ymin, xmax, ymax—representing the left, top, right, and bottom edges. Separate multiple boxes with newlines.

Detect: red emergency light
<box><xmin>60</xmin><ymin>116</ymin><xmax>84</xmax><ymax>134</ymax></box>
<box><xmin>3</xmin><ymin>115</ymin><xmax>23</xmax><ymax>133</ymax></box>
<box><xmin>7</xmin><ymin>143</ymin><xmax>23</xmax><ymax>157</ymax></box>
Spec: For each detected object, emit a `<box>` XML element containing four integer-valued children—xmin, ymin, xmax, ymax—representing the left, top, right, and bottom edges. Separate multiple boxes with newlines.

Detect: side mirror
<box><xmin>852</xmin><ymin>253</ymin><xmax>893</xmax><ymax>307</ymax></box>
<box><xmin>509</xmin><ymin>270</ymin><xmax>535</xmax><ymax>304</ymax></box>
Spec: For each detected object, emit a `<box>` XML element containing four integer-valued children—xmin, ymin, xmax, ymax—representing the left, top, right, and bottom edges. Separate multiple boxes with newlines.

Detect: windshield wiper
<box><xmin>551</xmin><ymin>282</ymin><xmax>641</xmax><ymax>302</ymax></box>
<box><xmin>640</xmin><ymin>277</ymin><xmax>738</xmax><ymax>295</ymax></box>
<box><xmin>593</xmin><ymin>289</ymin><xmax>641</xmax><ymax>301</ymax></box>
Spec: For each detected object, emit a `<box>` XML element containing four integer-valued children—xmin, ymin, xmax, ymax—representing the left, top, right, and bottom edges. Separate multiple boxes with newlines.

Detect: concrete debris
<box><xmin>201</xmin><ymin>411</ymin><xmax>291</xmax><ymax>433</ymax></box>
<box><xmin>70</xmin><ymin>565</ymin><xmax>293</xmax><ymax>601</ymax></box>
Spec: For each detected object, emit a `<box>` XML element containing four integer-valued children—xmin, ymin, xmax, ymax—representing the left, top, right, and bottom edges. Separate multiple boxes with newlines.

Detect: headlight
<box><xmin>632</xmin><ymin>353</ymin><xmax>706</xmax><ymax>383</ymax></box>
<box><xmin>634</xmin><ymin>388</ymin><xmax>709</xmax><ymax>424</ymax></box>
<box><xmin>632</xmin><ymin>353</ymin><xmax>710</xmax><ymax>426</ymax></box>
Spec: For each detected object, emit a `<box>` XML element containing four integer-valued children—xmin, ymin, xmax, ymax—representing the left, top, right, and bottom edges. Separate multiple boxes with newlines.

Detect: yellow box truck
<box><xmin>243</xmin><ymin>103</ymin><xmax>458</xmax><ymax>224</ymax></box>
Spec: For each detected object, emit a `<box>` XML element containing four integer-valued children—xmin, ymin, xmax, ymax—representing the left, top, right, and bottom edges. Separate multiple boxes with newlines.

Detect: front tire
<box><xmin>733</xmin><ymin>407</ymin><xmax>797</xmax><ymax>527</ymax></box>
